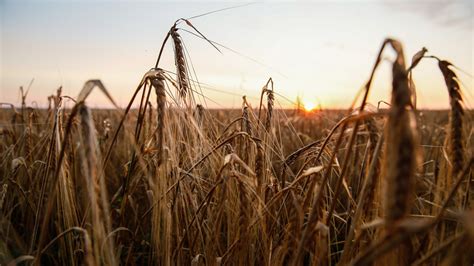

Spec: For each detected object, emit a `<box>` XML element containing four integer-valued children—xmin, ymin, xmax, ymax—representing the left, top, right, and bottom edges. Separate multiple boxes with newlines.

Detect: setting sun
<box><xmin>303</xmin><ymin>100</ymin><xmax>316</xmax><ymax>112</ymax></box>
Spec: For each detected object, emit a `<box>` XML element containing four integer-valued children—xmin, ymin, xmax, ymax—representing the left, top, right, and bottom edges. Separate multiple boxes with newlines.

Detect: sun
<box><xmin>303</xmin><ymin>100</ymin><xmax>316</xmax><ymax>112</ymax></box>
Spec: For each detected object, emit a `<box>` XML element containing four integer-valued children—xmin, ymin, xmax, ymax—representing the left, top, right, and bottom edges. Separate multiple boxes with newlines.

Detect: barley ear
<box><xmin>438</xmin><ymin>60</ymin><xmax>464</xmax><ymax>179</ymax></box>
<box><xmin>151</xmin><ymin>72</ymin><xmax>166</xmax><ymax>167</ymax></box>
<box><xmin>383</xmin><ymin>39</ymin><xmax>420</xmax><ymax>228</ymax></box>
<box><xmin>171</xmin><ymin>28</ymin><xmax>190</xmax><ymax>100</ymax></box>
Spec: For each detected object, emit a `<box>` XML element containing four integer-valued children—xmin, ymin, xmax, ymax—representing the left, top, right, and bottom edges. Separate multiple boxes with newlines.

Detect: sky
<box><xmin>0</xmin><ymin>0</ymin><xmax>473</xmax><ymax>109</ymax></box>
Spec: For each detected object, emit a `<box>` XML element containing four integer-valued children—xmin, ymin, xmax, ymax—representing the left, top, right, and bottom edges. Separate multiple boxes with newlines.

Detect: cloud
<box><xmin>383</xmin><ymin>0</ymin><xmax>472</xmax><ymax>30</ymax></box>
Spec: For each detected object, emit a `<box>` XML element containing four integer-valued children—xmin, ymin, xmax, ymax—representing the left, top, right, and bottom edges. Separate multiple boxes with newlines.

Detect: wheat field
<box><xmin>0</xmin><ymin>19</ymin><xmax>473</xmax><ymax>266</ymax></box>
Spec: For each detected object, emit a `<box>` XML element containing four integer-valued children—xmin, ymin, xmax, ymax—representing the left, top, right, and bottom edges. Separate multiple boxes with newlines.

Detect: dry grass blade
<box><xmin>407</xmin><ymin>47</ymin><xmax>428</xmax><ymax>72</ymax></box>
<box><xmin>76</xmin><ymin>79</ymin><xmax>118</xmax><ymax>108</ymax></box>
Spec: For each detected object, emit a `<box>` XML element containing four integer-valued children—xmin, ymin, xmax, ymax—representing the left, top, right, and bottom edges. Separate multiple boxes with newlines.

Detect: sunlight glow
<box><xmin>303</xmin><ymin>100</ymin><xmax>316</xmax><ymax>112</ymax></box>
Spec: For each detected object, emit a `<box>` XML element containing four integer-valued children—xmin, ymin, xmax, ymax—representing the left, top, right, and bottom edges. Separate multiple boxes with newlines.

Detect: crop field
<box><xmin>0</xmin><ymin>13</ymin><xmax>473</xmax><ymax>266</ymax></box>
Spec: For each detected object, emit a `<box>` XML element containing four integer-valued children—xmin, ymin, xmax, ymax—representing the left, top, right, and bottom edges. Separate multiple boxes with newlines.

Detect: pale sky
<box><xmin>1</xmin><ymin>0</ymin><xmax>473</xmax><ymax>109</ymax></box>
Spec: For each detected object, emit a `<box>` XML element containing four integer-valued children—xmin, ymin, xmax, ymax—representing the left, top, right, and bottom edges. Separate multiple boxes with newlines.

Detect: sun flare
<box><xmin>303</xmin><ymin>101</ymin><xmax>316</xmax><ymax>112</ymax></box>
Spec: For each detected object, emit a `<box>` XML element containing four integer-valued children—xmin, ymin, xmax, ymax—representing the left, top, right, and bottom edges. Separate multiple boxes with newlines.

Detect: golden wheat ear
<box><xmin>150</xmin><ymin>71</ymin><xmax>166</xmax><ymax>166</ymax></box>
<box><xmin>438</xmin><ymin>60</ymin><xmax>464</xmax><ymax>179</ymax></box>
<box><xmin>170</xmin><ymin>28</ymin><xmax>190</xmax><ymax>100</ymax></box>
<box><xmin>382</xmin><ymin>39</ymin><xmax>420</xmax><ymax>228</ymax></box>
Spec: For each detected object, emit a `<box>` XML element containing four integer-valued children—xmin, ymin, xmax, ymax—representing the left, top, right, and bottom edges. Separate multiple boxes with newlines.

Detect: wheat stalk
<box><xmin>78</xmin><ymin>104</ymin><xmax>117</xmax><ymax>266</ymax></box>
